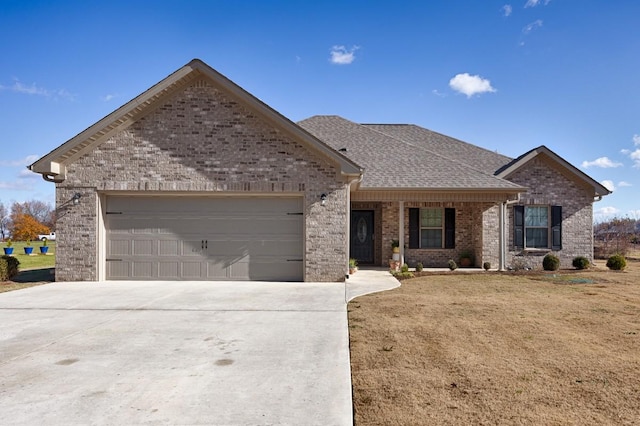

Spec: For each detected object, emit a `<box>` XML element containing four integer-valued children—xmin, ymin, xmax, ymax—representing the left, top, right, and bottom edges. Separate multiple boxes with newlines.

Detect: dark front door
<box><xmin>350</xmin><ymin>210</ymin><xmax>374</xmax><ymax>264</ymax></box>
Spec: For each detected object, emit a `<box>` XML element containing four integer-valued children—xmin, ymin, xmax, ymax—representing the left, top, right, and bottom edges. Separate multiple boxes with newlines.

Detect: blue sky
<box><xmin>1</xmin><ymin>0</ymin><xmax>639</xmax><ymax>222</ymax></box>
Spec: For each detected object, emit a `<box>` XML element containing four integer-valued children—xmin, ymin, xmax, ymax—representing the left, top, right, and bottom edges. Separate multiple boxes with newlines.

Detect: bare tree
<box><xmin>22</xmin><ymin>200</ymin><xmax>54</xmax><ymax>228</ymax></box>
<box><xmin>12</xmin><ymin>200</ymin><xmax>55</xmax><ymax>230</ymax></box>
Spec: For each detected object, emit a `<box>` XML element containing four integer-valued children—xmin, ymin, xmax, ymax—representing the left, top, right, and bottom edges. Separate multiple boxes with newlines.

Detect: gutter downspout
<box><xmin>399</xmin><ymin>201</ymin><xmax>405</xmax><ymax>266</ymax></box>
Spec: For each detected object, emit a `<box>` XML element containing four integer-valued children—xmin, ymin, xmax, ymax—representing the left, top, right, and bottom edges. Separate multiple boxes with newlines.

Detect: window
<box><xmin>525</xmin><ymin>206</ymin><xmax>548</xmax><ymax>248</ymax></box>
<box><xmin>421</xmin><ymin>208</ymin><xmax>443</xmax><ymax>248</ymax></box>
<box><xmin>514</xmin><ymin>205</ymin><xmax>562</xmax><ymax>250</ymax></box>
<box><xmin>409</xmin><ymin>208</ymin><xmax>455</xmax><ymax>249</ymax></box>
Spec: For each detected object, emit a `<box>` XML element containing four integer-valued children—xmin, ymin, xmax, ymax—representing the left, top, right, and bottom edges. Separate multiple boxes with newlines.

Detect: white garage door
<box><xmin>105</xmin><ymin>196</ymin><xmax>303</xmax><ymax>281</ymax></box>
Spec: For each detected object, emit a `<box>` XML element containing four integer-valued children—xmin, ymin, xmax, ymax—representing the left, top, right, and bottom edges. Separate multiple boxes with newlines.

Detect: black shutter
<box><xmin>514</xmin><ymin>205</ymin><xmax>524</xmax><ymax>248</ymax></box>
<box><xmin>444</xmin><ymin>208</ymin><xmax>455</xmax><ymax>249</ymax></box>
<box><xmin>551</xmin><ymin>206</ymin><xmax>562</xmax><ymax>250</ymax></box>
<box><xmin>409</xmin><ymin>208</ymin><xmax>420</xmax><ymax>249</ymax></box>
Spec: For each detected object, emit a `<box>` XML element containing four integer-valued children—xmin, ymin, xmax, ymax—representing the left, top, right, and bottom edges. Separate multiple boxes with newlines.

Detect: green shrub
<box><xmin>0</xmin><ymin>255</ymin><xmax>20</xmax><ymax>281</ymax></box>
<box><xmin>415</xmin><ymin>262</ymin><xmax>423</xmax><ymax>272</ymax></box>
<box><xmin>448</xmin><ymin>259</ymin><xmax>457</xmax><ymax>271</ymax></box>
<box><xmin>400</xmin><ymin>263</ymin><xmax>409</xmax><ymax>273</ymax></box>
<box><xmin>606</xmin><ymin>254</ymin><xmax>627</xmax><ymax>271</ymax></box>
<box><xmin>572</xmin><ymin>256</ymin><xmax>590</xmax><ymax>270</ymax></box>
<box><xmin>483</xmin><ymin>262</ymin><xmax>491</xmax><ymax>271</ymax></box>
<box><xmin>542</xmin><ymin>253</ymin><xmax>560</xmax><ymax>271</ymax></box>
<box><xmin>392</xmin><ymin>271</ymin><xmax>415</xmax><ymax>279</ymax></box>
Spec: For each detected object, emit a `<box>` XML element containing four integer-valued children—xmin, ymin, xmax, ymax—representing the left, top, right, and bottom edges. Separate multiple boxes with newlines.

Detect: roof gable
<box><xmin>496</xmin><ymin>145</ymin><xmax>611</xmax><ymax>198</ymax></box>
<box><xmin>29</xmin><ymin>59</ymin><xmax>362</xmax><ymax>182</ymax></box>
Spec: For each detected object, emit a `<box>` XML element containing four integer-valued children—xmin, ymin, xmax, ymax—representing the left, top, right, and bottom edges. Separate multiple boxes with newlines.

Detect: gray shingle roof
<box><xmin>363</xmin><ymin>124</ymin><xmax>512</xmax><ymax>175</ymax></box>
<box><xmin>297</xmin><ymin>115</ymin><xmax>523</xmax><ymax>191</ymax></box>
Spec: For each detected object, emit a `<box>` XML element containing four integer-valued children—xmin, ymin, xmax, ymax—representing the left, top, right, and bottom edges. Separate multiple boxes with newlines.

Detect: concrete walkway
<box><xmin>0</xmin><ymin>272</ymin><xmax>399</xmax><ymax>426</ymax></box>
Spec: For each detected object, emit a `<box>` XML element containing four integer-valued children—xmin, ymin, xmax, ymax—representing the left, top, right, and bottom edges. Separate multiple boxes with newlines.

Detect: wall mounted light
<box><xmin>72</xmin><ymin>192</ymin><xmax>82</xmax><ymax>205</ymax></box>
<box><xmin>320</xmin><ymin>193</ymin><xmax>327</xmax><ymax>206</ymax></box>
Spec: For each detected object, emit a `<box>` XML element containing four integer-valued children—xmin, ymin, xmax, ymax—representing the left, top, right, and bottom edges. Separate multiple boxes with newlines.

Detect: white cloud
<box><xmin>502</xmin><ymin>4</ymin><xmax>513</xmax><ymax>16</ymax></box>
<box><xmin>618</xmin><ymin>181</ymin><xmax>632</xmax><ymax>187</ymax></box>
<box><xmin>601</xmin><ymin>180</ymin><xmax>615</xmax><ymax>192</ymax></box>
<box><xmin>633</xmin><ymin>134</ymin><xmax>640</xmax><ymax>145</ymax></box>
<box><xmin>18</xmin><ymin>169</ymin><xmax>39</xmax><ymax>179</ymax></box>
<box><xmin>581</xmin><ymin>157</ymin><xmax>623</xmax><ymax>168</ymax></box>
<box><xmin>594</xmin><ymin>206</ymin><xmax>620</xmax><ymax>221</ymax></box>
<box><xmin>621</xmin><ymin>148</ymin><xmax>640</xmax><ymax>168</ymax></box>
<box><xmin>329</xmin><ymin>45</ymin><xmax>359</xmax><ymax>65</ymax></box>
<box><xmin>525</xmin><ymin>0</ymin><xmax>551</xmax><ymax>7</ymax></box>
<box><xmin>432</xmin><ymin>89</ymin><xmax>447</xmax><ymax>98</ymax></box>
<box><xmin>523</xmin><ymin>19</ymin><xmax>543</xmax><ymax>34</ymax></box>
<box><xmin>101</xmin><ymin>94</ymin><xmax>119</xmax><ymax>102</ymax></box>
<box><xmin>0</xmin><ymin>180</ymin><xmax>32</xmax><ymax>191</ymax></box>
<box><xmin>449</xmin><ymin>73</ymin><xmax>497</xmax><ymax>98</ymax></box>
<box><xmin>0</xmin><ymin>154</ymin><xmax>40</xmax><ymax>167</ymax></box>
<box><xmin>0</xmin><ymin>79</ymin><xmax>75</xmax><ymax>100</ymax></box>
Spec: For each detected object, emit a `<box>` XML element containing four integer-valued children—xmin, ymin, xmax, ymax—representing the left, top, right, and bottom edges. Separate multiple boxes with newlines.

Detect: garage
<box><xmin>105</xmin><ymin>196</ymin><xmax>304</xmax><ymax>281</ymax></box>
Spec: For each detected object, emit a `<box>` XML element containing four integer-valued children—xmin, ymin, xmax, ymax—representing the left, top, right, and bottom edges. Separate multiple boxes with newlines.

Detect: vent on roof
<box><xmin>339</xmin><ymin>148</ymin><xmax>348</xmax><ymax>152</ymax></box>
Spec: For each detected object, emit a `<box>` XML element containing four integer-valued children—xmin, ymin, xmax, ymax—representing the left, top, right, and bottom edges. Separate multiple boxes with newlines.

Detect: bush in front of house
<box><xmin>483</xmin><ymin>262</ymin><xmax>491</xmax><ymax>271</ymax></box>
<box><xmin>0</xmin><ymin>255</ymin><xmax>20</xmax><ymax>281</ymax></box>
<box><xmin>415</xmin><ymin>262</ymin><xmax>423</xmax><ymax>272</ymax></box>
<box><xmin>606</xmin><ymin>254</ymin><xmax>627</xmax><ymax>271</ymax></box>
<box><xmin>400</xmin><ymin>263</ymin><xmax>409</xmax><ymax>273</ymax></box>
<box><xmin>572</xmin><ymin>256</ymin><xmax>590</xmax><ymax>270</ymax></box>
<box><xmin>448</xmin><ymin>259</ymin><xmax>457</xmax><ymax>271</ymax></box>
<box><xmin>542</xmin><ymin>253</ymin><xmax>560</xmax><ymax>271</ymax></box>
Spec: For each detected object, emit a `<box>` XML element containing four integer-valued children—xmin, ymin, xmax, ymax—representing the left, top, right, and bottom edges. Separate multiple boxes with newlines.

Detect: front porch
<box><xmin>350</xmin><ymin>193</ymin><xmax>517</xmax><ymax>271</ymax></box>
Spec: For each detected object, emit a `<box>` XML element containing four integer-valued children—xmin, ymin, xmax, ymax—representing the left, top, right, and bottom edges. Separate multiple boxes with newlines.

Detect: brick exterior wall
<box><xmin>379</xmin><ymin>201</ymin><xmax>493</xmax><ymax>268</ymax></box>
<box><xmin>55</xmin><ymin>79</ymin><xmax>349</xmax><ymax>282</ymax></box>
<box><xmin>482</xmin><ymin>205</ymin><xmax>501</xmax><ymax>269</ymax></box>
<box><xmin>504</xmin><ymin>156</ymin><xmax>595</xmax><ymax>269</ymax></box>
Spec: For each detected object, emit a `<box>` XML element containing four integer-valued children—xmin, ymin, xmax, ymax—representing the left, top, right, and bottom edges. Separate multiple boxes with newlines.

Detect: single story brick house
<box><xmin>29</xmin><ymin>59</ymin><xmax>610</xmax><ymax>282</ymax></box>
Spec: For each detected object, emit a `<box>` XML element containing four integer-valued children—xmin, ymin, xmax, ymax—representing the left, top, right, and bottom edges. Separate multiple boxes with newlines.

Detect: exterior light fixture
<box><xmin>72</xmin><ymin>192</ymin><xmax>82</xmax><ymax>205</ymax></box>
<box><xmin>320</xmin><ymin>193</ymin><xmax>327</xmax><ymax>206</ymax></box>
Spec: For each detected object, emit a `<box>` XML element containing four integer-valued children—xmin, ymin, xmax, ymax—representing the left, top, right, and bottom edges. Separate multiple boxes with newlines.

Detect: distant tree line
<box><xmin>0</xmin><ymin>200</ymin><xmax>55</xmax><ymax>241</ymax></box>
<box><xmin>594</xmin><ymin>217</ymin><xmax>639</xmax><ymax>258</ymax></box>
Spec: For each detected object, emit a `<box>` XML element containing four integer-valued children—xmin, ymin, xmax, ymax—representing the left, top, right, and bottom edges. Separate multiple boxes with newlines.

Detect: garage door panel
<box><xmin>132</xmin><ymin>262</ymin><xmax>153</xmax><ymax>278</ymax></box>
<box><xmin>132</xmin><ymin>240</ymin><xmax>154</xmax><ymax>256</ymax></box>
<box><xmin>159</xmin><ymin>240</ymin><xmax>179</xmax><ymax>256</ymax></box>
<box><xmin>109</xmin><ymin>239</ymin><xmax>131</xmax><ymax>256</ymax></box>
<box><xmin>159</xmin><ymin>262</ymin><xmax>179</xmax><ymax>278</ymax></box>
<box><xmin>182</xmin><ymin>262</ymin><xmax>203</xmax><ymax>278</ymax></box>
<box><xmin>107</xmin><ymin>260</ymin><xmax>130</xmax><ymax>279</ymax></box>
<box><xmin>106</xmin><ymin>196</ymin><xmax>303</xmax><ymax>281</ymax></box>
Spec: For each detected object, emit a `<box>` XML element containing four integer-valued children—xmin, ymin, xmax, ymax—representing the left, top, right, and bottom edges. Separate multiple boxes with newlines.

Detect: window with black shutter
<box><xmin>514</xmin><ymin>205</ymin><xmax>562</xmax><ymax>250</ymax></box>
<box><xmin>408</xmin><ymin>207</ymin><xmax>456</xmax><ymax>249</ymax></box>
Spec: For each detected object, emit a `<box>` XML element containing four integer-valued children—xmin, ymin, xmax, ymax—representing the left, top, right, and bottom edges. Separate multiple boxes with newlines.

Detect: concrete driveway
<box><xmin>0</xmin><ymin>280</ymin><xmax>368</xmax><ymax>425</ymax></box>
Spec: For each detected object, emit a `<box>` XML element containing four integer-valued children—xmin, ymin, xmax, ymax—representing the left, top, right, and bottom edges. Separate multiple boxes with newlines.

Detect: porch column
<box><xmin>399</xmin><ymin>201</ymin><xmax>405</xmax><ymax>266</ymax></box>
<box><xmin>499</xmin><ymin>202</ymin><xmax>506</xmax><ymax>271</ymax></box>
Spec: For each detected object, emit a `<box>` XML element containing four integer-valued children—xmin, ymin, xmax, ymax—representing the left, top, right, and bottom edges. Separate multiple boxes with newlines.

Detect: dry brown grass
<box><xmin>349</xmin><ymin>261</ymin><xmax>640</xmax><ymax>425</ymax></box>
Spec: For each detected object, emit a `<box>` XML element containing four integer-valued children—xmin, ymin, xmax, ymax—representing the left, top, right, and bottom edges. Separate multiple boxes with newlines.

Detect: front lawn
<box><xmin>2</xmin><ymin>241</ymin><xmax>56</xmax><ymax>270</ymax></box>
<box><xmin>1</xmin><ymin>241</ymin><xmax>55</xmax><ymax>292</ymax></box>
<box><xmin>349</xmin><ymin>261</ymin><xmax>640</xmax><ymax>425</ymax></box>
